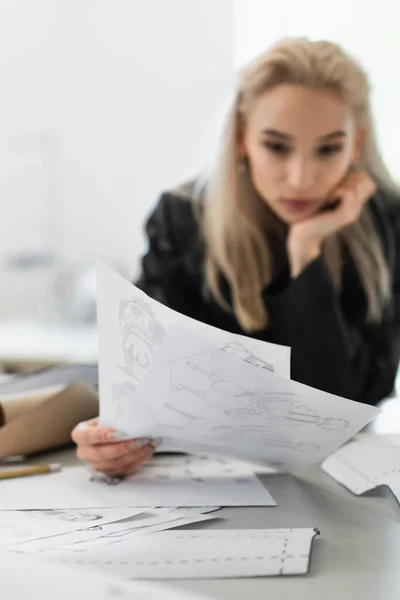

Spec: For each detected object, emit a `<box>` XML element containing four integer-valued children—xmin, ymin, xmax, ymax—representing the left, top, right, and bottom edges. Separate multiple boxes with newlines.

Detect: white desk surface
<box><xmin>29</xmin><ymin>434</ymin><xmax>400</xmax><ymax>600</ymax></box>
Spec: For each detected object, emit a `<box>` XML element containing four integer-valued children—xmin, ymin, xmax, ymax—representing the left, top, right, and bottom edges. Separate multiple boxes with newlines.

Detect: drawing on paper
<box><xmin>158</xmin><ymin>404</ymin><xmax>321</xmax><ymax>455</ymax></box>
<box><xmin>28</xmin><ymin>510</ymin><xmax>104</xmax><ymax>523</ymax></box>
<box><xmin>89</xmin><ymin>472</ymin><xmax>124</xmax><ymax>487</ymax></box>
<box><xmin>111</xmin><ymin>380</ymin><xmax>137</xmax><ymax>425</ymax></box>
<box><xmin>172</xmin><ymin>360</ymin><xmax>247</xmax><ymax>401</ymax></box>
<box><xmin>205</xmin><ymin>424</ymin><xmax>321</xmax><ymax>454</ymax></box>
<box><xmin>170</xmin><ymin>358</ymin><xmax>348</xmax><ymax>431</ymax></box>
<box><xmin>117</xmin><ymin>296</ymin><xmax>166</xmax><ymax>379</ymax></box>
<box><xmin>221</xmin><ymin>341</ymin><xmax>274</xmax><ymax>372</ymax></box>
<box><xmin>225</xmin><ymin>391</ymin><xmax>349</xmax><ymax>430</ymax></box>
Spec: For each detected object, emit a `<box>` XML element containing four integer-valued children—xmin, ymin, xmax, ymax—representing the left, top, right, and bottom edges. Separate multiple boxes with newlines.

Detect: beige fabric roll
<box><xmin>0</xmin><ymin>382</ymin><xmax>99</xmax><ymax>459</ymax></box>
<box><xmin>0</xmin><ymin>388</ymin><xmax>60</xmax><ymax>424</ymax></box>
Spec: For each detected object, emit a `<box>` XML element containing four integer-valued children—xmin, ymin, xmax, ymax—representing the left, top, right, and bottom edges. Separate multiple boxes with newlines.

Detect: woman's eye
<box><xmin>263</xmin><ymin>141</ymin><xmax>290</xmax><ymax>155</ymax></box>
<box><xmin>318</xmin><ymin>144</ymin><xmax>342</xmax><ymax>157</ymax></box>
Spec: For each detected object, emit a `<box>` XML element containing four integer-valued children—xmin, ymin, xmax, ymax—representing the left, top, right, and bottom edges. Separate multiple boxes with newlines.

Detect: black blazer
<box><xmin>135</xmin><ymin>187</ymin><xmax>400</xmax><ymax>406</ymax></box>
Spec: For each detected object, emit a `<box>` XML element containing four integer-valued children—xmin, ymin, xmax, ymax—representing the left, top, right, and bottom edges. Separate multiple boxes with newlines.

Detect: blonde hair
<box><xmin>196</xmin><ymin>37</ymin><xmax>397</xmax><ymax>331</ymax></box>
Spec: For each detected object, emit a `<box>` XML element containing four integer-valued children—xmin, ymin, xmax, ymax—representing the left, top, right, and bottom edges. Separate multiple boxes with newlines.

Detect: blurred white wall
<box><xmin>0</xmin><ymin>0</ymin><xmax>234</xmax><ymax>318</ymax></box>
<box><xmin>2</xmin><ymin>0</ymin><xmax>398</xmax><ymax>321</ymax></box>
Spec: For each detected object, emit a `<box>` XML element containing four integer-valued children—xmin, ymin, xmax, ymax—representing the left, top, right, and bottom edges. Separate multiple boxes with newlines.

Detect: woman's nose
<box><xmin>287</xmin><ymin>158</ymin><xmax>316</xmax><ymax>193</ymax></box>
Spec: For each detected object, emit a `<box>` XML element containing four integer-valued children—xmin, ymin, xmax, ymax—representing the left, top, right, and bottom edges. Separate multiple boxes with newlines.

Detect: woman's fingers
<box><xmin>71</xmin><ymin>419</ymin><xmax>117</xmax><ymax>446</ymax></box>
<box><xmin>89</xmin><ymin>444</ymin><xmax>155</xmax><ymax>475</ymax></box>
<box><xmin>72</xmin><ymin>417</ymin><xmax>157</xmax><ymax>477</ymax></box>
<box><xmin>76</xmin><ymin>439</ymin><xmax>143</xmax><ymax>463</ymax></box>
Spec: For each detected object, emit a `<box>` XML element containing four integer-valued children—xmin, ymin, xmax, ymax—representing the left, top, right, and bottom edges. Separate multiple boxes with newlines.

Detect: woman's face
<box><xmin>241</xmin><ymin>84</ymin><xmax>363</xmax><ymax>224</ymax></box>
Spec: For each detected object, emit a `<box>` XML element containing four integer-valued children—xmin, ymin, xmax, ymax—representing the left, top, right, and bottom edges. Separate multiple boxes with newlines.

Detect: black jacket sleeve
<box><xmin>134</xmin><ymin>193</ymin><xmax>208</xmax><ymax>321</ymax></box>
<box><xmin>263</xmin><ymin>203</ymin><xmax>400</xmax><ymax>405</ymax></box>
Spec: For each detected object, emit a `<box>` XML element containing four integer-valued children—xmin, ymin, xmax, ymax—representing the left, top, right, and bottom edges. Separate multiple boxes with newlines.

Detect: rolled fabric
<box><xmin>0</xmin><ymin>387</ymin><xmax>60</xmax><ymax>425</ymax></box>
<box><xmin>0</xmin><ymin>382</ymin><xmax>99</xmax><ymax>459</ymax></box>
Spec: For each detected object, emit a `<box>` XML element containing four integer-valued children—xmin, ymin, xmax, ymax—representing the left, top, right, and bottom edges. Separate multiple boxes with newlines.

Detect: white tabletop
<box><xmin>31</xmin><ymin>435</ymin><xmax>400</xmax><ymax>600</ymax></box>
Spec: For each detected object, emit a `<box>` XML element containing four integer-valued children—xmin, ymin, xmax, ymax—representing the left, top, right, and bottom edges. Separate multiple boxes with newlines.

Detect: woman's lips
<box><xmin>281</xmin><ymin>199</ymin><xmax>317</xmax><ymax>213</ymax></box>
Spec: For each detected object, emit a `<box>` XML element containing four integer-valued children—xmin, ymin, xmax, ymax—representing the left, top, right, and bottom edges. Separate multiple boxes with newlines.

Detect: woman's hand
<box><xmin>287</xmin><ymin>171</ymin><xmax>376</xmax><ymax>278</ymax></box>
<box><xmin>71</xmin><ymin>418</ymin><xmax>156</xmax><ymax>477</ymax></box>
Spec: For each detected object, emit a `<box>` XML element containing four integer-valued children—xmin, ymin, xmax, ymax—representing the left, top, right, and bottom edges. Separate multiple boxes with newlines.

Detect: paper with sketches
<box><xmin>1</xmin><ymin>552</ymin><xmax>213</xmax><ymax>600</ymax></box>
<box><xmin>0</xmin><ymin>462</ymin><xmax>275</xmax><ymax>509</ymax></box>
<box><xmin>102</xmin><ymin>322</ymin><xmax>379</xmax><ymax>471</ymax></box>
<box><xmin>46</xmin><ymin>528</ymin><xmax>319</xmax><ymax>579</ymax></box>
<box><xmin>143</xmin><ymin>452</ymin><xmax>275</xmax><ymax>477</ymax></box>
<box><xmin>96</xmin><ymin>261</ymin><xmax>291</xmax><ymax>431</ymax></box>
<box><xmin>322</xmin><ymin>439</ymin><xmax>400</xmax><ymax>504</ymax></box>
<box><xmin>7</xmin><ymin>509</ymin><xmax>216</xmax><ymax>554</ymax></box>
<box><xmin>0</xmin><ymin>507</ymin><xmax>145</xmax><ymax>546</ymax></box>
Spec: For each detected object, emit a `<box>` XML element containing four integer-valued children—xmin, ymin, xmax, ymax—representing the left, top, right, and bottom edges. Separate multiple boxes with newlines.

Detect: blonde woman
<box><xmin>73</xmin><ymin>37</ymin><xmax>400</xmax><ymax>477</ymax></box>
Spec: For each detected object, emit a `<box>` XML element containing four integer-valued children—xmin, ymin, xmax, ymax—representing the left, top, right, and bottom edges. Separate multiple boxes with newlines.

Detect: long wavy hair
<box><xmin>190</xmin><ymin>37</ymin><xmax>397</xmax><ymax>331</ymax></box>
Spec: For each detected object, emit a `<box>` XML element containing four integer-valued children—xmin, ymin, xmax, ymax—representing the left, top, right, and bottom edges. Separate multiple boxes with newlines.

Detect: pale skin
<box><xmin>71</xmin><ymin>419</ymin><xmax>156</xmax><ymax>477</ymax></box>
<box><xmin>240</xmin><ymin>84</ymin><xmax>376</xmax><ymax>277</ymax></box>
<box><xmin>73</xmin><ymin>84</ymin><xmax>376</xmax><ymax>477</ymax></box>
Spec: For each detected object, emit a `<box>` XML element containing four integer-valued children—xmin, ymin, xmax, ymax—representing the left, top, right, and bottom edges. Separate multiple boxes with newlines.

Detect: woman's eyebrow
<box><xmin>261</xmin><ymin>129</ymin><xmax>346</xmax><ymax>141</ymax></box>
<box><xmin>262</xmin><ymin>129</ymin><xmax>291</xmax><ymax>140</ymax></box>
<box><xmin>319</xmin><ymin>130</ymin><xmax>346</xmax><ymax>140</ymax></box>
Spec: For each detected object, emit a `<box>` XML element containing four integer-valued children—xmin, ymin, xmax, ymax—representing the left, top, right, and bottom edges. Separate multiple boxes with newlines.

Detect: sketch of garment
<box><xmin>173</xmin><ymin>359</ymin><xmax>348</xmax><ymax>432</ymax></box>
<box><xmin>226</xmin><ymin>391</ymin><xmax>350</xmax><ymax>430</ymax></box>
<box><xmin>159</xmin><ymin>403</ymin><xmax>220</xmax><ymax>433</ymax></box>
<box><xmin>222</xmin><ymin>341</ymin><xmax>274</xmax><ymax>372</ymax></box>
<box><xmin>160</xmin><ymin>404</ymin><xmax>320</xmax><ymax>456</ymax></box>
<box><xmin>111</xmin><ymin>380</ymin><xmax>137</xmax><ymax>426</ymax></box>
<box><xmin>117</xmin><ymin>297</ymin><xmax>166</xmax><ymax>379</ymax></box>
<box><xmin>205</xmin><ymin>424</ymin><xmax>321</xmax><ymax>454</ymax></box>
<box><xmin>172</xmin><ymin>360</ymin><xmax>246</xmax><ymax>408</ymax></box>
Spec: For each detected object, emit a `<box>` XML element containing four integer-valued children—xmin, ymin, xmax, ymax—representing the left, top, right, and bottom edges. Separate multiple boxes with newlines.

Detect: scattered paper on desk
<box><xmin>0</xmin><ymin>462</ymin><xmax>275</xmax><ymax>509</ymax></box>
<box><xmin>47</xmin><ymin>528</ymin><xmax>319</xmax><ymax>579</ymax></box>
<box><xmin>0</xmin><ymin>507</ymin><xmax>145</xmax><ymax>546</ymax></box>
<box><xmin>96</xmin><ymin>266</ymin><xmax>380</xmax><ymax>471</ymax></box>
<box><xmin>322</xmin><ymin>439</ymin><xmax>400</xmax><ymax>504</ymax></box>
<box><xmin>7</xmin><ymin>509</ymin><xmax>216</xmax><ymax>554</ymax></box>
<box><xmin>1</xmin><ymin>552</ymin><xmax>213</xmax><ymax>600</ymax></box>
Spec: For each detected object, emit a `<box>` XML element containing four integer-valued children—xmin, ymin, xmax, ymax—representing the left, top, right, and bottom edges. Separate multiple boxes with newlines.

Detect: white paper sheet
<box><xmin>46</xmin><ymin>528</ymin><xmax>319</xmax><ymax>579</ymax></box>
<box><xmin>102</xmin><ymin>322</ymin><xmax>379</xmax><ymax>471</ymax></box>
<box><xmin>1</xmin><ymin>552</ymin><xmax>212</xmax><ymax>600</ymax></box>
<box><xmin>7</xmin><ymin>509</ymin><xmax>216</xmax><ymax>554</ymax></box>
<box><xmin>96</xmin><ymin>261</ymin><xmax>291</xmax><ymax>433</ymax></box>
<box><xmin>147</xmin><ymin>453</ymin><xmax>275</xmax><ymax>476</ymax></box>
<box><xmin>0</xmin><ymin>507</ymin><xmax>145</xmax><ymax>546</ymax></box>
<box><xmin>322</xmin><ymin>439</ymin><xmax>400</xmax><ymax>504</ymax></box>
<box><xmin>0</xmin><ymin>463</ymin><xmax>275</xmax><ymax>509</ymax></box>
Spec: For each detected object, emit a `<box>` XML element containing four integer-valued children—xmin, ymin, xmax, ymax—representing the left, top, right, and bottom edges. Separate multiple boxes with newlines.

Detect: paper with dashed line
<box><xmin>322</xmin><ymin>439</ymin><xmax>400</xmax><ymax>504</ymax></box>
<box><xmin>48</xmin><ymin>528</ymin><xmax>319</xmax><ymax>579</ymax></box>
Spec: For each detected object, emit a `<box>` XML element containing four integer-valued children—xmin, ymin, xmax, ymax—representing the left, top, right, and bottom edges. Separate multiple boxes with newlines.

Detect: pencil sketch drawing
<box><xmin>89</xmin><ymin>472</ymin><xmax>124</xmax><ymax>487</ymax></box>
<box><xmin>170</xmin><ymin>358</ymin><xmax>349</xmax><ymax>431</ymax></box>
<box><xmin>225</xmin><ymin>391</ymin><xmax>349</xmax><ymax>430</ymax></box>
<box><xmin>221</xmin><ymin>341</ymin><xmax>274</xmax><ymax>372</ymax></box>
<box><xmin>117</xmin><ymin>296</ymin><xmax>166</xmax><ymax>379</ymax></box>
<box><xmin>111</xmin><ymin>379</ymin><xmax>137</xmax><ymax>425</ymax></box>
<box><xmin>28</xmin><ymin>510</ymin><xmax>104</xmax><ymax>523</ymax></box>
<box><xmin>157</xmin><ymin>404</ymin><xmax>321</xmax><ymax>455</ymax></box>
